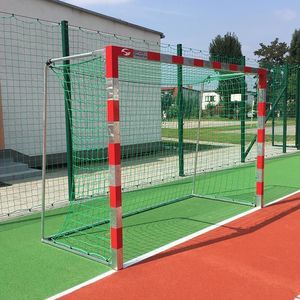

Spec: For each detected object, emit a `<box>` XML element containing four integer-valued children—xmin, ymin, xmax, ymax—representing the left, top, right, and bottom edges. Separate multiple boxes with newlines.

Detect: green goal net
<box><xmin>43</xmin><ymin>49</ymin><xmax>260</xmax><ymax>266</ymax></box>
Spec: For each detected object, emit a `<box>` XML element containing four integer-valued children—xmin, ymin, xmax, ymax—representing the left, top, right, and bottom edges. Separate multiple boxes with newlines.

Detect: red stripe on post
<box><xmin>106</xmin><ymin>46</ymin><xmax>133</xmax><ymax>78</ymax></box>
<box><xmin>172</xmin><ymin>55</ymin><xmax>184</xmax><ymax>64</ymax></box>
<box><xmin>110</xmin><ymin>186</ymin><xmax>122</xmax><ymax>207</ymax></box>
<box><xmin>258</xmin><ymin>69</ymin><xmax>267</xmax><ymax>89</ymax></box>
<box><xmin>111</xmin><ymin>227</ymin><xmax>123</xmax><ymax>249</ymax></box>
<box><xmin>106</xmin><ymin>46</ymin><xmax>119</xmax><ymax>78</ymax></box>
<box><xmin>256</xmin><ymin>182</ymin><xmax>264</xmax><ymax>196</ymax></box>
<box><xmin>148</xmin><ymin>51</ymin><xmax>160</xmax><ymax>61</ymax></box>
<box><xmin>108</xmin><ymin>143</ymin><xmax>121</xmax><ymax>165</ymax></box>
<box><xmin>257</xmin><ymin>102</ymin><xmax>266</xmax><ymax>117</ymax></box>
<box><xmin>259</xmin><ymin>74</ymin><xmax>267</xmax><ymax>89</ymax></box>
<box><xmin>194</xmin><ymin>59</ymin><xmax>204</xmax><ymax>67</ymax></box>
<box><xmin>244</xmin><ymin>66</ymin><xmax>252</xmax><ymax>73</ymax></box>
<box><xmin>257</xmin><ymin>129</ymin><xmax>265</xmax><ymax>143</ymax></box>
<box><xmin>229</xmin><ymin>64</ymin><xmax>238</xmax><ymax>71</ymax></box>
<box><xmin>257</xmin><ymin>155</ymin><xmax>264</xmax><ymax>169</ymax></box>
<box><xmin>107</xmin><ymin>100</ymin><xmax>120</xmax><ymax>122</ymax></box>
<box><xmin>258</xmin><ymin>68</ymin><xmax>267</xmax><ymax>77</ymax></box>
<box><xmin>212</xmin><ymin>61</ymin><xmax>221</xmax><ymax>69</ymax></box>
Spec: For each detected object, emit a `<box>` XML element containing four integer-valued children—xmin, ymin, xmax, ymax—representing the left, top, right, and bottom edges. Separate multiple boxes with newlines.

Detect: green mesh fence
<box><xmin>0</xmin><ymin>12</ymin><xmax>62</xmax><ymax>219</ymax></box>
<box><xmin>1</xmin><ymin>11</ymin><xmax>227</xmax><ymax>221</ymax></box>
<box><xmin>0</xmin><ymin>12</ymin><xmax>180</xmax><ymax>220</ymax></box>
<box><xmin>43</xmin><ymin>52</ymin><xmax>261</xmax><ymax>264</ymax></box>
<box><xmin>0</xmin><ymin>11</ymin><xmax>269</xmax><ymax>222</ymax></box>
<box><xmin>268</xmin><ymin>64</ymin><xmax>299</xmax><ymax>150</ymax></box>
<box><xmin>1</xmin><ymin>10</ymin><xmax>299</xmax><ymax>265</ymax></box>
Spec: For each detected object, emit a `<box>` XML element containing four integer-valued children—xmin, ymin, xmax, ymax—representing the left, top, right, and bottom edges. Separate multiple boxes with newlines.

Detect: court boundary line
<box><xmin>48</xmin><ymin>190</ymin><xmax>300</xmax><ymax>299</ymax></box>
<box><xmin>264</xmin><ymin>190</ymin><xmax>300</xmax><ymax>207</ymax></box>
<box><xmin>47</xmin><ymin>270</ymin><xmax>116</xmax><ymax>300</ymax></box>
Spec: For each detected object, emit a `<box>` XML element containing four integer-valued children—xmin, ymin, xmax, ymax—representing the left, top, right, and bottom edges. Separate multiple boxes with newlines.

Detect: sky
<box><xmin>63</xmin><ymin>0</ymin><xmax>300</xmax><ymax>59</ymax></box>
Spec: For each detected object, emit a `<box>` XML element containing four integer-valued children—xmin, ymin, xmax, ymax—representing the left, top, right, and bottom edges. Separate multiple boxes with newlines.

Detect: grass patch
<box><xmin>162</xmin><ymin>125</ymin><xmax>294</xmax><ymax>145</ymax></box>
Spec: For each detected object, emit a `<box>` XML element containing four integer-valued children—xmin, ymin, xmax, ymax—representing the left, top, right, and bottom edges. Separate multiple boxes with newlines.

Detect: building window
<box><xmin>205</xmin><ymin>95</ymin><xmax>215</xmax><ymax>103</ymax></box>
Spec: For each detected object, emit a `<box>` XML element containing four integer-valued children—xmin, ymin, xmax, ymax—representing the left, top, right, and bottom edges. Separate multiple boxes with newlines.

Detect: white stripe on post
<box><xmin>106</xmin><ymin>45</ymin><xmax>123</xmax><ymax>270</ymax></box>
<box><xmin>256</xmin><ymin>71</ymin><xmax>267</xmax><ymax>208</ymax></box>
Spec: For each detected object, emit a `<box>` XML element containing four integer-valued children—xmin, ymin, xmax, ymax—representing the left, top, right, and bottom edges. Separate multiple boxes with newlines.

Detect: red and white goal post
<box><xmin>105</xmin><ymin>45</ymin><xmax>267</xmax><ymax>270</ymax></box>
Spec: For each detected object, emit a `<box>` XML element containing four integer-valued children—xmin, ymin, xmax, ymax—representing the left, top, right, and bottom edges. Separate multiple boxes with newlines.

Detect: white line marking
<box><xmin>264</xmin><ymin>190</ymin><xmax>300</xmax><ymax>207</ymax></box>
<box><xmin>48</xmin><ymin>190</ymin><xmax>300</xmax><ymax>299</ymax></box>
<box><xmin>47</xmin><ymin>270</ymin><xmax>116</xmax><ymax>300</ymax></box>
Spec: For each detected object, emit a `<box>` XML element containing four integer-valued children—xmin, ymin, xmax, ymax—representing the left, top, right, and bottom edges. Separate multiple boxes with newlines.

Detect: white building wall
<box><xmin>0</xmin><ymin>0</ymin><xmax>162</xmax><ymax>157</ymax></box>
<box><xmin>0</xmin><ymin>0</ymin><xmax>160</xmax><ymax>42</ymax></box>
<box><xmin>231</xmin><ymin>94</ymin><xmax>242</xmax><ymax>102</ymax></box>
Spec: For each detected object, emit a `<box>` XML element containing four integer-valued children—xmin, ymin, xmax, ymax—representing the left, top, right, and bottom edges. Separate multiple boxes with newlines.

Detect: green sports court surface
<box><xmin>1</xmin><ymin>153</ymin><xmax>300</xmax><ymax>299</ymax></box>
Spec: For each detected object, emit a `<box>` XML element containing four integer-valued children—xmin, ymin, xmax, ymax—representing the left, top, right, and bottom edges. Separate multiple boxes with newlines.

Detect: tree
<box><xmin>254</xmin><ymin>38</ymin><xmax>289</xmax><ymax>67</ymax></box>
<box><xmin>209</xmin><ymin>32</ymin><xmax>244</xmax><ymax>118</ymax></box>
<box><xmin>289</xmin><ymin>29</ymin><xmax>300</xmax><ymax>64</ymax></box>
<box><xmin>209</xmin><ymin>32</ymin><xmax>243</xmax><ymax>64</ymax></box>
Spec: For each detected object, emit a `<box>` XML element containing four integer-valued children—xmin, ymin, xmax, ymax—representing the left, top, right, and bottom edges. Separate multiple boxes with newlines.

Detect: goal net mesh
<box><xmin>45</xmin><ymin>53</ymin><xmax>258</xmax><ymax>264</ymax></box>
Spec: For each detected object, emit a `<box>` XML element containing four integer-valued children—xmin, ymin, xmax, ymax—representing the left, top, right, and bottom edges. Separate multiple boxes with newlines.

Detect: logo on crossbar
<box><xmin>121</xmin><ymin>48</ymin><xmax>132</xmax><ymax>56</ymax></box>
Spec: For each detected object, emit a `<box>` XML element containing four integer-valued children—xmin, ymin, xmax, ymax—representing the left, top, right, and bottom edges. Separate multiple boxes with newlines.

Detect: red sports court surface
<box><xmin>61</xmin><ymin>194</ymin><xmax>300</xmax><ymax>300</ymax></box>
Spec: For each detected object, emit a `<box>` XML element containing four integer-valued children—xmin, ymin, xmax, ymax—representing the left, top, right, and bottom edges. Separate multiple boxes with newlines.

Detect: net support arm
<box><xmin>256</xmin><ymin>70</ymin><xmax>267</xmax><ymax>208</ymax></box>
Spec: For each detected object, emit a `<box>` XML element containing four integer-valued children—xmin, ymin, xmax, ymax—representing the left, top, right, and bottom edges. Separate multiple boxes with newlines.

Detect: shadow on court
<box><xmin>134</xmin><ymin>192</ymin><xmax>300</xmax><ymax>266</ymax></box>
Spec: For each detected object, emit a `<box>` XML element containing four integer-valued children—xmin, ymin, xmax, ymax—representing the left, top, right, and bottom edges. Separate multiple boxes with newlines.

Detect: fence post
<box><xmin>240</xmin><ymin>56</ymin><xmax>246</xmax><ymax>162</ymax></box>
<box><xmin>296</xmin><ymin>65</ymin><xmax>300</xmax><ymax>149</ymax></box>
<box><xmin>177</xmin><ymin>44</ymin><xmax>184</xmax><ymax>176</ymax></box>
<box><xmin>282</xmin><ymin>64</ymin><xmax>288</xmax><ymax>153</ymax></box>
<box><xmin>272</xmin><ymin>97</ymin><xmax>275</xmax><ymax>146</ymax></box>
<box><xmin>270</xmin><ymin>67</ymin><xmax>275</xmax><ymax>146</ymax></box>
<box><xmin>61</xmin><ymin>20</ymin><xmax>74</xmax><ymax>201</ymax></box>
